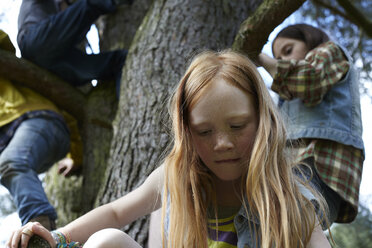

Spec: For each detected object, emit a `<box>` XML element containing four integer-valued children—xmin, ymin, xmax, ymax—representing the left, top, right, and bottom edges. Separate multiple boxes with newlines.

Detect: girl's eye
<box><xmin>284</xmin><ymin>46</ymin><xmax>292</xmax><ymax>55</ymax></box>
<box><xmin>198</xmin><ymin>130</ymin><xmax>211</xmax><ymax>136</ymax></box>
<box><xmin>231</xmin><ymin>124</ymin><xmax>244</xmax><ymax>130</ymax></box>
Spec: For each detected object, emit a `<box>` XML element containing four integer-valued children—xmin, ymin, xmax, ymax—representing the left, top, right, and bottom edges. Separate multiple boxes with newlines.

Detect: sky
<box><xmin>0</xmin><ymin>0</ymin><xmax>371</xmax><ymax>244</ymax></box>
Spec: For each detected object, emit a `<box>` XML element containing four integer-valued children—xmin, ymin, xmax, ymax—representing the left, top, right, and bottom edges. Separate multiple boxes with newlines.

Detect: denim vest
<box><xmin>234</xmin><ymin>204</ymin><xmax>260</xmax><ymax>248</ymax></box>
<box><xmin>234</xmin><ymin>182</ymin><xmax>315</xmax><ymax>248</ymax></box>
<box><xmin>279</xmin><ymin>47</ymin><xmax>364</xmax><ymax>151</ymax></box>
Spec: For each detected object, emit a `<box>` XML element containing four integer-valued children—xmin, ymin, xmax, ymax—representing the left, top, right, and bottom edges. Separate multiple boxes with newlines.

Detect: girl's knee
<box><xmin>84</xmin><ymin>228</ymin><xmax>142</xmax><ymax>248</ymax></box>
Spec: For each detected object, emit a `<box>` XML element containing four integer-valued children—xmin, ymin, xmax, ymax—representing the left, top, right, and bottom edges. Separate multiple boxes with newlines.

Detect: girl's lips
<box><xmin>215</xmin><ymin>158</ymin><xmax>240</xmax><ymax>164</ymax></box>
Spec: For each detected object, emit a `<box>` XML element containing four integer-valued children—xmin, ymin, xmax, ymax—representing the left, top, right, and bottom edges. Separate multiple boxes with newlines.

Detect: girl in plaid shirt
<box><xmin>259</xmin><ymin>23</ymin><xmax>365</xmax><ymax>226</ymax></box>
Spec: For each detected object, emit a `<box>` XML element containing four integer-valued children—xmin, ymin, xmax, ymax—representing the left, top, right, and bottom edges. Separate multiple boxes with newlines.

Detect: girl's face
<box><xmin>189</xmin><ymin>78</ymin><xmax>258</xmax><ymax>182</ymax></box>
<box><xmin>273</xmin><ymin>37</ymin><xmax>309</xmax><ymax>60</ymax></box>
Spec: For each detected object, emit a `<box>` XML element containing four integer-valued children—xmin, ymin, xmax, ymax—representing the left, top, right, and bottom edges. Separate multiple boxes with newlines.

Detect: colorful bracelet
<box><xmin>51</xmin><ymin>230</ymin><xmax>82</xmax><ymax>248</ymax></box>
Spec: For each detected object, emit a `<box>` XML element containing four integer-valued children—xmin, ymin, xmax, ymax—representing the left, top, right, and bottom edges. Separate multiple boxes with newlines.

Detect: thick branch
<box><xmin>0</xmin><ymin>49</ymin><xmax>87</xmax><ymax>122</ymax></box>
<box><xmin>232</xmin><ymin>0</ymin><xmax>306</xmax><ymax>62</ymax></box>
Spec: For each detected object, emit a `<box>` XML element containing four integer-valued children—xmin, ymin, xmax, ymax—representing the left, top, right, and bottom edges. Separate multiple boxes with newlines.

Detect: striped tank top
<box><xmin>208</xmin><ymin>213</ymin><xmax>238</xmax><ymax>248</ymax></box>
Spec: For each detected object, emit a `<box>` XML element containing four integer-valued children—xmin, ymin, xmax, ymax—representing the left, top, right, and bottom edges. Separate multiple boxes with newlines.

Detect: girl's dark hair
<box><xmin>273</xmin><ymin>23</ymin><xmax>329</xmax><ymax>52</ymax></box>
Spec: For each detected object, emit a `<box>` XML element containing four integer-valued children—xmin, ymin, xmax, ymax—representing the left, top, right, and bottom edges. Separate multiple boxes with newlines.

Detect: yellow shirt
<box><xmin>0</xmin><ymin>29</ymin><xmax>61</xmax><ymax>126</ymax></box>
<box><xmin>0</xmin><ymin>79</ymin><xmax>61</xmax><ymax>126</ymax></box>
<box><xmin>0</xmin><ymin>29</ymin><xmax>83</xmax><ymax>166</ymax></box>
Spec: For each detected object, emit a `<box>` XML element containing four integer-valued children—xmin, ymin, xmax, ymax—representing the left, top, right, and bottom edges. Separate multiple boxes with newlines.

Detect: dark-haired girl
<box><xmin>259</xmin><ymin>23</ymin><xmax>364</xmax><ymax>226</ymax></box>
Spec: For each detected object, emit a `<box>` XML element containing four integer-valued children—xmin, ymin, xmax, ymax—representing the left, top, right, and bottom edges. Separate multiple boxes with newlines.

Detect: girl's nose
<box><xmin>214</xmin><ymin>133</ymin><xmax>234</xmax><ymax>151</ymax></box>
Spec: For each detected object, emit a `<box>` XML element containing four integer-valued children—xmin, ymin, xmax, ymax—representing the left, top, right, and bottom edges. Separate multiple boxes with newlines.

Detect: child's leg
<box><xmin>0</xmin><ymin>117</ymin><xmax>70</xmax><ymax>225</ymax></box>
<box><xmin>83</xmin><ymin>228</ymin><xmax>142</xmax><ymax>248</ymax></box>
<box><xmin>19</xmin><ymin>0</ymin><xmax>117</xmax><ymax>58</ymax></box>
<box><xmin>42</xmin><ymin>48</ymin><xmax>127</xmax><ymax>87</ymax></box>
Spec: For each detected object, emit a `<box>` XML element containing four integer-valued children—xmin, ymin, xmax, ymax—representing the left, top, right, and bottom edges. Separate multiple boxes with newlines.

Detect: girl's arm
<box><xmin>258</xmin><ymin>53</ymin><xmax>278</xmax><ymax>78</ymax></box>
<box><xmin>8</xmin><ymin>165</ymin><xmax>164</xmax><ymax>248</ymax></box>
<box><xmin>306</xmin><ymin>225</ymin><xmax>331</xmax><ymax>248</ymax></box>
<box><xmin>258</xmin><ymin>42</ymin><xmax>349</xmax><ymax>106</ymax></box>
<box><xmin>60</xmin><ymin>165</ymin><xmax>164</xmax><ymax>243</ymax></box>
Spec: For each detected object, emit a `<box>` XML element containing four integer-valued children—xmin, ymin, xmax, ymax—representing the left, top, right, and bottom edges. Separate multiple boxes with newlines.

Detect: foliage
<box><xmin>299</xmin><ymin>0</ymin><xmax>372</xmax><ymax>95</ymax></box>
<box><xmin>328</xmin><ymin>202</ymin><xmax>372</xmax><ymax>248</ymax></box>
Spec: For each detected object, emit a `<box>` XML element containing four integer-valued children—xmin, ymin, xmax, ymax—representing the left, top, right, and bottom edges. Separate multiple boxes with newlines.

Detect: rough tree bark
<box><xmin>0</xmin><ymin>0</ymin><xmax>306</xmax><ymax>242</ymax></box>
<box><xmin>97</xmin><ymin>0</ymin><xmax>262</xmax><ymax>246</ymax></box>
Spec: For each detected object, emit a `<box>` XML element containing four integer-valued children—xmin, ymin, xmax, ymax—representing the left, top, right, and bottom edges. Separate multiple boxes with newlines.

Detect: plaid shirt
<box><xmin>272</xmin><ymin>41</ymin><xmax>364</xmax><ymax>223</ymax></box>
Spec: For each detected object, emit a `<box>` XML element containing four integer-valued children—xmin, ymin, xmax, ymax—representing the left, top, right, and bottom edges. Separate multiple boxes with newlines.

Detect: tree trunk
<box><xmin>78</xmin><ymin>0</ymin><xmax>154</xmax><ymax>215</ymax></box>
<box><xmin>97</xmin><ymin>0</ymin><xmax>262</xmax><ymax>246</ymax></box>
<box><xmin>0</xmin><ymin>0</ymin><xmax>300</xmax><ymax>241</ymax></box>
<box><xmin>44</xmin><ymin>66</ymin><xmax>120</xmax><ymax>226</ymax></box>
<box><xmin>44</xmin><ymin>0</ymin><xmax>153</xmax><ymax>226</ymax></box>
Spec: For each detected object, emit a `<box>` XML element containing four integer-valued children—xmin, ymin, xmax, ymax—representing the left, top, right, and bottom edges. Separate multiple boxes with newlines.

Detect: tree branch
<box><xmin>0</xmin><ymin>49</ymin><xmax>87</xmax><ymax>122</ymax></box>
<box><xmin>312</xmin><ymin>0</ymin><xmax>350</xmax><ymax>21</ymax></box>
<box><xmin>313</xmin><ymin>0</ymin><xmax>372</xmax><ymax>38</ymax></box>
<box><xmin>232</xmin><ymin>0</ymin><xmax>306</xmax><ymax>62</ymax></box>
<box><xmin>335</xmin><ymin>0</ymin><xmax>372</xmax><ymax>37</ymax></box>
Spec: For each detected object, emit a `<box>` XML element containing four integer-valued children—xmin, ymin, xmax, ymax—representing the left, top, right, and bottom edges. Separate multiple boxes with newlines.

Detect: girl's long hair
<box><xmin>162</xmin><ymin>50</ymin><xmax>325</xmax><ymax>247</ymax></box>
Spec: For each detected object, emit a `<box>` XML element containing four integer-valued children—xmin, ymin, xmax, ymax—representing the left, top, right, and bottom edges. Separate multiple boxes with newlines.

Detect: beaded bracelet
<box><xmin>51</xmin><ymin>230</ymin><xmax>82</xmax><ymax>248</ymax></box>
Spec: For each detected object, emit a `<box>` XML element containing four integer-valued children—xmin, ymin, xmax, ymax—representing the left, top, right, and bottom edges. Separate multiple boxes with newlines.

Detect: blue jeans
<box><xmin>18</xmin><ymin>0</ymin><xmax>127</xmax><ymax>92</ymax></box>
<box><xmin>0</xmin><ymin>117</ymin><xmax>70</xmax><ymax>225</ymax></box>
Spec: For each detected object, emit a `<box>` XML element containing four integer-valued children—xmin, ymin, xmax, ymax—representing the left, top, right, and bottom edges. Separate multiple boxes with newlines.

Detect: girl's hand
<box><xmin>6</xmin><ymin>222</ymin><xmax>56</xmax><ymax>248</ymax></box>
<box><xmin>57</xmin><ymin>157</ymin><xmax>81</xmax><ymax>177</ymax></box>
<box><xmin>258</xmin><ymin>53</ymin><xmax>278</xmax><ymax>78</ymax></box>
